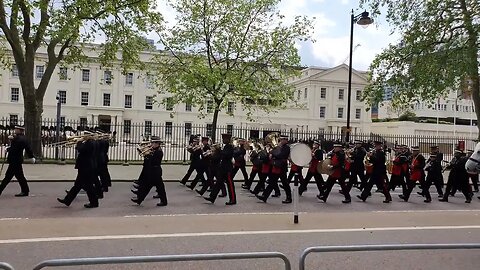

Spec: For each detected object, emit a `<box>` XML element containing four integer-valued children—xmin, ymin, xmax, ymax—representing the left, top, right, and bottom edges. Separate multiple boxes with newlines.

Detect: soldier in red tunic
<box><xmin>399</xmin><ymin>146</ymin><xmax>430</xmax><ymax>202</ymax></box>
<box><xmin>318</xmin><ymin>142</ymin><xmax>351</xmax><ymax>203</ymax></box>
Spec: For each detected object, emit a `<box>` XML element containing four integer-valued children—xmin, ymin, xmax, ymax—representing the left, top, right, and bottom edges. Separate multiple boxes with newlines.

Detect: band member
<box><xmin>421</xmin><ymin>146</ymin><xmax>444</xmax><ymax>197</ymax></box>
<box><xmin>299</xmin><ymin>140</ymin><xmax>324</xmax><ymax>196</ymax></box>
<box><xmin>232</xmin><ymin>138</ymin><xmax>249</xmax><ymax>187</ymax></box>
<box><xmin>286</xmin><ymin>158</ymin><xmax>304</xmax><ymax>186</ymax></box>
<box><xmin>204</xmin><ymin>133</ymin><xmax>236</xmax><ymax>205</ymax></box>
<box><xmin>97</xmin><ymin>130</ymin><xmax>112</xmax><ymax>193</ymax></box>
<box><xmin>357</xmin><ymin>141</ymin><xmax>392</xmax><ymax>203</ymax></box>
<box><xmin>131</xmin><ymin>136</ymin><xmax>167</xmax><ymax>206</ymax></box>
<box><xmin>318</xmin><ymin>142</ymin><xmax>351</xmax><ymax>203</ymax></box>
<box><xmin>186</xmin><ymin>137</ymin><xmax>210</xmax><ymax>190</ymax></box>
<box><xmin>57</xmin><ymin>134</ymin><xmax>99</xmax><ymax>208</ymax></box>
<box><xmin>466</xmin><ymin>150</ymin><xmax>479</xmax><ymax>193</ymax></box>
<box><xmin>256</xmin><ymin>135</ymin><xmax>291</xmax><ymax>204</ymax></box>
<box><xmin>346</xmin><ymin>140</ymin><xmax>367</xmax><ymax>192</ymax></box>
<box><xmin>196</xmin><ymin>142</ymin><xmax>224</xmax><ymax>196</ymax></box>
<box><xmin>439</xmin><ymin>149</ymin><xmax>472</xmax><ymax>203</ymax></box>
<box><xmin>388</xmin><ymin>146</ymin><xmax>408</xmax><ymax>192</ymax></box>
<box><xmin>243</xmin><ymin>142</ymin><xmax>262</xmax><ymax>190</ymax></box>
<box><xmin>399</xmin><ymin>146</ymin><xmax>429</xmax><ymax>202</ymax></box>
<box><xmin>251</xmin><ymin>142</ymin><xmax>278</xmax><ymax>196</ymax></box>
<box><xmin>0</xmin><ymin>126</ymin><xmax>35</xmax><ymax>197</ymax></box>
<box><xmin>180</xmin><ymin>135</ymin><xmax>201</xmax><ymax>185</ymax></box>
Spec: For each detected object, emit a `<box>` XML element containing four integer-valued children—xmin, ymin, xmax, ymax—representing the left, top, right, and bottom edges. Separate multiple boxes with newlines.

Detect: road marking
<box><xmin>374</xmin><ymin>210</ymin><xmax>480</xmax><ymax>213</ymax></box>
<box><xmin>0</xmin><ymin>218</ymin><xmax>29</xmax><ymax>221</ymax></box>
<box><xmin>124</xmin><ymin>212</ymin><xmax>307</xmax><ymax>218</ymax></box>
<box><xmin>1</xmin><ymin>225</ymin><xmax>480</xmax><ymax>244</ymax></box>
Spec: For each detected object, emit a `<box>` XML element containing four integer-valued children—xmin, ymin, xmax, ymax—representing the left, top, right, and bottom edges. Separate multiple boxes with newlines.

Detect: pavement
<box><xmin>0</xmin><ymin>165</ymin><xmax>479</xmax><ymax>269</ymax></box>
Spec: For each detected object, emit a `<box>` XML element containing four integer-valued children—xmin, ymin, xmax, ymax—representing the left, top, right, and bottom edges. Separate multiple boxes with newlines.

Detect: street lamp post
<box><xmin>346</xmin><ymin>10</ymin><xmax>373</xmax><ymax>143</ymax></box>
<box><xmin>55</xmin><ymin>94</ymin><xmax>61</xmax><ymax>160</ymax></box>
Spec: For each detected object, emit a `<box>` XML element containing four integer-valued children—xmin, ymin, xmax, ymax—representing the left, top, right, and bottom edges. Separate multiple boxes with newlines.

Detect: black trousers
<box><xmin>347</xmin><ymin>168</ymin><xmax>366</xmax><ymax>192</ymax></box>
<box><xmin>252</xmin><ymin>172</ymin><xmax>268</xmax><ymax>194</ymax></box>
<box><xmin>360</xmin><ymin>173</ymin><xmax>391</xmax><ymax>201</ymax></box>
<box><xmin>0</xmin><ymin>163</ymin><xmax>29</xmax><ymax>194</ymax></box>
<box><xmin>63</xmin><ymin>169</ymin><xmax>98</xmax><ymax>206</ymax></box>
<box><xmin>388</xmin><ymin>174</ymin><xmax>407</xmax><ymax>192</ymax></box>
<box><xmin>404</xmin><ymin>177</ymin><xmax>430</xmax><ymax>201</ymax></box>
<box><xmin>180</xmin><ymin>162</ymin><xmax>196</xmax><ymax>184</ymax></box>
<box><xmin>188</xmin><ymin>166</ymin><xmax>207</xmax><ymax>189</ymax></box>
<box><xmin>137</xmin><ymin>176</ymin><xmax>167</xmax><ymax>204</ymax></box>
<box><xmin>443</xmin><ymin>172</ymin><xmax>471</xmax><ymax>200</ymax></box>
<box><xmin>424</xmin><ymin>172</ymin><xmax>444</xmax><ymax>196</ymax></box>
<box><xmin>209</xmin><ymin>170</ymin><xmax>235</xmax><ymax>203</ymax></box>
<box><xmin>322</xmin><ymin>176</ymin><xmax>350</xmax><ymax>201</ymax></box>
<box><xmin>299</xmin><ymin>171</ymin><xmax>324</xmax><ymax>194</ymax></box>
<box><xmin>232</xmin><ymin>165</ymin><xmax>249</xmax><ymax>183</ymax></box>
<box><xmin>244</xmin><ymin>167</ymin><xmax>259</xmax><ymax>189</ymax></box>
<box><xmin>97</xmin><ymin>163</ymin><xmax>112</xmax><ymax>188</ymax></box>
<box><xmin>262</xmin><ymin>171</ymin><xmax>290</xmax><ymax>201</ymax></box>
<box><xmin>469</xmin><ymin>174</ymin><xmax>479</xmax><ymax>191</ymax></box>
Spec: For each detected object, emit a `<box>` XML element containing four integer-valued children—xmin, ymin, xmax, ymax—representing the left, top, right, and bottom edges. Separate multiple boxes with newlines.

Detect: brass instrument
<box><xmin>264</xmin><ymin>132</ymin><xmax>280</xmax><ymax>148</ymax></box>
<box><xmin>137</xmin><ymin>143</ymin><xmax>153</xmax><ymax>157</ymax></box>
<box><xmin>364</xmin><ymin>150</ymin><xmax>374</xmax><ymax>168</ymax></box>
<box><xmin>203</xmin><ymin>143</ymin><xmax>221</xmax><ymax>157</ymax></box>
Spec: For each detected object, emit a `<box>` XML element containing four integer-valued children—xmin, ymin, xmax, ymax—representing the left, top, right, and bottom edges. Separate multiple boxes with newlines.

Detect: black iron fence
<box><xmin>0</xmin><ymin>118</ymin><xmax>476</xmax><ymax>162</ymax></box>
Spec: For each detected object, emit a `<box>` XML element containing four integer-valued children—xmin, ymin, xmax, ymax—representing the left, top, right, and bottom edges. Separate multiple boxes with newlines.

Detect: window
<box><xmin>9</xmin><ymin>114</ymin><xmax>18</xmax><ymax>126</ymax></box>
<box><xmin>145</xmin><ymin>120</ymin><xmax>152</xmax><ymax>135</ymax></box>
<box><xmin>227</xmin><ymin>124</ymin><xmax>233</xmax><ymax>135</ymax></box>
<box><xmin>124</xmin><ymin>120</ymin><xmax>132</xmax><ymax>134</ymax></box>
<box><xmin>125</xmin><ymin>72</ymin><xmax>134</xmax><ymax>85</ymax></box>
<box><xmin>57</xmin><ymin>90</ymin><xmax>66</xmax><ymax>104</ymax></box>
<box><xmin>104</xmin><ymin>70</ymin><xmax>112</xmax><ymax>84</ymax></box>
<box><xmin>319</xmin><ymin>106</ymin><xmax>326</xmax><ymax>118</ymax></box>
<box><xmin>337</xmin><ymin>107</ymin><xmax>344</xmax><ymax>118</ymax></box>
<box><xmin>59</xmin><ymin>67</ymin><xmax>68</xmax><ymax>80</ymax></box>
<box><xmin>80</xmin><ymin>117</ymin><xmax>88</xmax><ymax>128</ymax></box>
<box><xmin>185</xmin><ymin>102</ymin><xmax>192</xmax><ymax>112</ymax></box>
<box><xmin>338</xmin><ymin>89</ymin><xmax>344</xmax><ymax>100</ymax></box>
<box><xmin>227</xmin><ymin>102</ymin><xmax>234</xmax><ymax>114</ymax></box>
<box><xmin>185</xmin><ymin>122</ymin><xmax>192</xmax><ymax>136</ymax></box>
<box><xmin>165</xmin><ymin>97</ymin><xmax>174</xmax><ymax>111</ymax></box>
<box><xmin>355</xmin><ymin>108</ymin><xmax>361</xmax><ymax>119</ymax></box>
<box><xmin>320</xmin><ymin>87</ymin><xmax>326</xmax><ymax>99</ymax></box>
<box><xmin>81</xmin><ymin>92</ymin><xmax>89</xmax><ymax>106</ymax></box>
<box><xmin>125</xmin><ymin>95</ymin><xmax>132</xmax><ymax>108</ymax></box>
<box><xmin>206</xmin><ymin>123</ymin><xmax>213</xmax><ymax>137</ymax></box>
<box><xmin>81</xmin><ymin>69</ymin><xmax>90</xmax><ymax>82</ymax></box>
<box><xmin>356</xmin><ymin>90</ymin><xmax>362</xmax><ymax>101</ymax></box>
<box><xmin>11</xmin><ymin>87</ymin><xmax>19</xmax><ymax>102</ymax></box>
<box><xmin>304</xmin><ymin>88</ymin><xmax>308</xmax><ymax>99</ymax></box>
<box><xmin>165</xmin><ymin>121</ymin><xmax>173</xmax><ymax>136</ymax></box>
<box><xmin>297</xmin><ymin>89</ymin><xmax>301</xmax><ymax>100</ymax></box>
<box><xmin>103</xmin><ymin>93</ymin><xmax>111</xmax><ymax>106</ymax></box>
<box><xmin>60</xmin><ymin>116</ymin><xmax>65</xmax><ymax>128</ymax></box>
<box><xmin>36</xmin><ymin>65</ymin><xmax>44</xmax><ymax>79</ymax></box>
<box><xmin>11</xmin><ymin>64</ymin><xmax>19</xmax><ymax>77</ymax></box>
<box><xmin>145</xmin><ymin>96</ymin><xmax>153</xmax><ymax>110</ymax></box>
<box><xmin>206</xmin><ymin>100</ymin><xmax>213</xmax><ymax>113</ymax></box>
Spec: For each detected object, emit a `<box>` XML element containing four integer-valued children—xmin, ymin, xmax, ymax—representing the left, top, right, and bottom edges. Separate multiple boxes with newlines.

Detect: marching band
<box><xmin>1</xmin><ymin>126</ymin><xmax>479</xmax><ymax>207</ymax></box>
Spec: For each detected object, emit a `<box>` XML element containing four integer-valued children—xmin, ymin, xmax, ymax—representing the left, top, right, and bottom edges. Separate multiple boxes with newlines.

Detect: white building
<box><xmin>0</xmin><ymin>44</ymin><xmax>372</xmax><ymax>140</ymax></box>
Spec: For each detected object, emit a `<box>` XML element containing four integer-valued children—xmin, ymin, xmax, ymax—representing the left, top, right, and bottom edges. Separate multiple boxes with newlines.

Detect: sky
<box><xmin>154</xmin><ymin>0</ymin><xmax>401</xmax><ymax>72</ymax></box>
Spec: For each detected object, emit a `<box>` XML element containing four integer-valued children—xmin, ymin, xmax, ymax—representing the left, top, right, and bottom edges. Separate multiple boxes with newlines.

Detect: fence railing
<box><xmin>299</xmin><ymin>243</ymin><xmax>480</xmax><ymax>270</ymax></box>
<box><xmin>0</xmin><ymin>118</ymin><xmax>476</xmax><ymax>162</ymax></box>
<box><xmin>32</xmin><ymin>252</ymin><xmax>291</xmax><ymax>270</ymax></box>
<box><xmin>0</xmin><ymin>262</ymin><xmax>14</xmax><ymax>270</ymax></box>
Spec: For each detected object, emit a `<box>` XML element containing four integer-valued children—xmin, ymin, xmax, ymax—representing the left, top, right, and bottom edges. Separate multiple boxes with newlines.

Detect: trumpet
<box><xmin>137</xmin><ymin>144</ymin><xmax>153</xmax><ymax>156</ymax></box>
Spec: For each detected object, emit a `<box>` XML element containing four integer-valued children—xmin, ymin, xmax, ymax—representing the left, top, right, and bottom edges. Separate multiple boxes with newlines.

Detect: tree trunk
<box><xmin>23</xmin><ymin>89</ymin><xmax>43</xmax><ymax>158</ymax></box>
<box><xmin>211</xmin><ymin>108</ymin><xmax>220</xmax><ymax>143</ymax></box>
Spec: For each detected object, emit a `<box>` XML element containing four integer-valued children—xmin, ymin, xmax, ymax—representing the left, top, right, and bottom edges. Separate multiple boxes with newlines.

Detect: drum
<box><xmin>289</xmin><ymin>143</ymin><xmax>312</xmax><ymax>167</ymax></box>
<box><xmin>317</xmin><ymin>158</ymin><xmax>334</xmax><ymax>175</ymax></box>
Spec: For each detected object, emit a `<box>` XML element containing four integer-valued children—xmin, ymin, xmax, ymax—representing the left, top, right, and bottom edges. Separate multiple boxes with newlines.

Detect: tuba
<box><xmin>264</xmin><ymin>132</ymin><xmax>280</xmax><ymax>148</ymax></box>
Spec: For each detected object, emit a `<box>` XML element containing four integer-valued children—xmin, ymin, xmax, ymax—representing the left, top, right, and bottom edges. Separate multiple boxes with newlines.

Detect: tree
<box><xmin>0</xmin><ymin>0</ymin><xmax>162</xmax><ymax>157</ymax></box>
<box><xmin>153</xmin><ymin>0</ymin><xmax>313</xmax><ymax>142</ymax></box>
<box><xmin>360</xmin><ymin>0</ymin><xmax>480</xmax><ymax>137</ymax></box>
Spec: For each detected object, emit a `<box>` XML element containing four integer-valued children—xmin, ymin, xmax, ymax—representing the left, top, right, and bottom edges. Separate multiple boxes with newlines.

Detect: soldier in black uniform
<box><xmin>242</xmin><ymin>143</ymin><xmax>262</xmax><ymax>190</ymax></box>
<box><xmin>439</xmin><ymin>149</ymin><xmax>472</xmax><ymax>203</ymax></box>
<box><xmin>180</xmin><ymin>135</ymin><xmax>201</xmax><ymax>185</ymax></box>
<box><xmin>346</xmin><ymin>140</ymin><xmax>367</xmax><ymax>192</ymax></box>
<box><xmin>357</xmin><ymin>141</ymin><xmax>392</xmax><ymax>203</ymax></box>
<box><xmin>186</xmin><ymin>137</ymin><xmax>210</xmax><ymax>190</ymax></box>
<box><xmin>97</xmin><ymin>131</ymin><xmax>112</xmax><ymax>192</ymax></box>
<box><xmin>0</xmin><ymin>126</ymin><xmax>35</xmax><ymax>197</ymax></box>
<box><xmin>204</xmin><ymin>133</ymin><xmax>236</xmax><ymax>205</ymax></box>
<box><xmin>420</xmin><ymin>146</ymin><xmax>444</xmax><ymax>197</ymax></box>
<box><xmin>57</xmin><ymin>134</ymin><xmax>99</xmax><ymax>208</ymax></box>
<box><xmin>232</xmin><ymin>139</ymin><xmax>249</xmax><ymax>187</ymax></box>
<box><xmin>131</xmin><ymin>136</ymin><xmax>167</xmax><ymax>206</ymax></box>
<box><xmin>256</xmin><ymin>136</ymin><xmax>292</xmax><ymax>204</ymax></box>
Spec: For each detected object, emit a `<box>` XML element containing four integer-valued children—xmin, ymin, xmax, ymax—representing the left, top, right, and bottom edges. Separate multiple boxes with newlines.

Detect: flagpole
<box><xmin>436</xmin><ymin>98</ymin><xmax>440</xmax><ymax>137</ymax></box>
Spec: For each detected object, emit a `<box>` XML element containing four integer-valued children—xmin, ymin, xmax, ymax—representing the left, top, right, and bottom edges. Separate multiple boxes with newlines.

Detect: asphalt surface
<box><xmin>0</xmin><ymin>164</ymin><xmax>479</xmax><ymax>269</ymax></box>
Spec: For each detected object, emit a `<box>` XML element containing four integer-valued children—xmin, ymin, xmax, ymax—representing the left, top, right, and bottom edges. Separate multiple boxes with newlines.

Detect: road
<box><xmin>0</xmin><ymin>181</ymin><xmax>479</xmax><ymax>269</ymax></box>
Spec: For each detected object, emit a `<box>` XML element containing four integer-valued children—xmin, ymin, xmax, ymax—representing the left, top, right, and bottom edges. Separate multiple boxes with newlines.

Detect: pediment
<box><xmin>309</xmin><ymin>64</ymin><xmax>367</xmax><ymax>84</ymax></box>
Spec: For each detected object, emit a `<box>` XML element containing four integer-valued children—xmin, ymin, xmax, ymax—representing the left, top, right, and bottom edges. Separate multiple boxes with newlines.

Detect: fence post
<box><xmin>122</xmin><ymin>143</ymin><xmax>129</xmax><ymax>166</ymax></box>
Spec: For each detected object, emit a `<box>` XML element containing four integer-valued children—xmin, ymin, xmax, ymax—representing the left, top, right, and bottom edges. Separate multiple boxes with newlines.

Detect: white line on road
<box><xmin>123</xmin><ymin>212</ymin><xmax>307</xmax><ymax>218</ymax></box>
<box><xmin>374</xmin><ymin>210</ymin><xmax>480</xmax><ymax>213</ymax></box>
<box><xmin>0</xmin><ymin>218</ymin><xmax>29</xmax><ymax>221</ymax></box>
<box><xmin>1</xmin><ymin>225</ymin><xmax>480</xmax><ymax>244</ymax></box>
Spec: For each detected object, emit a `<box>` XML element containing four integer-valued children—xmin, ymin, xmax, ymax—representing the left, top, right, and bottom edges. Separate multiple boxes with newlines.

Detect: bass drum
<box><xmin>317</xmin><ymin>158</ymin><xmax>334</xmax><ymax>175</ymax></box>
<box><xmin>289</xmin><ymin>143</ymin><xmax>312</xmax><ymax>167</ymax></box>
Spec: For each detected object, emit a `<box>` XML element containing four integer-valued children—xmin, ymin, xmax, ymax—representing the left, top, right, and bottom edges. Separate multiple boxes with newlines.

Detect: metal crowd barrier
<box><xmin>0</xmin><ymin>262</ymin><xmax>14</xmax><ymax>270</ymax></box>
<box><xmin>33</xmin><ymin>251</ymin><xmax>291</xmax><ymax>270</ymax></box>
<box><xmin>299</xmin><ymin>243</ymin><xmax>480</xmax><ymax>270</ymax></box>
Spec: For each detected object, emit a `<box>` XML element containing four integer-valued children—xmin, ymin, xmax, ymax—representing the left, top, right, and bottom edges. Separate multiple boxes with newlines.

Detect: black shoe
<box><xmin>133</xmin><ymin>180</ymin><xmax>139</xmax><ymax>184</ymax></box>
<box><xmin>424</xmin><ymin>199</ymin><xmax>431</xmax><ymax>203</ymax></box>
<box><xmin>15</xmin><ymin>192</ymin><xmax>28</xmax><ymax>197</ymax></box>
<box><xmin>438</xmin><ymin>194</ymin><xmax>444</xmax><ymax>198</ymax></box>
<box><xmin>299</xmin><ymin>187</ymin><xmax>306</xmax><ymax>196</ymax></box>
<box><xmin>157</xmin><ymin>202</ymin><xmax>168</xmax><ymax>207</ymax></box>
<box><xmin>195</xmin><ymin>189</ymin><xmax>205</xmax><ymax>196</ymax></box>
<box><xmin>153</xmin><ymin>194</ymin><xmax>160</xmax><ymax>199</ymax></box>
<box><xmin>417</xmin><ymin>191</ymin><xmax>424</xmax><ymax>196</ymax></box>
<box><xmin>186</xmin><ymin>185</ymin><xmax>195</xmax><ymax>190</ymax></box>
<box><xmin>317</xmin><ymin>194</ymin><xmax>326</xmax><ymax>202</ymax></box>
<box><xmin>179</xmin><ymin>181</ymin><xmax>187</xmax><ymax>186</ymax></box>
<box><xmin>282</xmin><ymin>199</ymin><xmax>292</xmax><ymax>204</ymax></box>
<box><xmin>383</xmin><ymin>199</ymin><xmax>391</xmax><ymax>203</ymax></box>
<box><xmin>131</xmin><ymin>189</ymin><xmax>138</xmax><ymax>195</ymax></box>
<box><xmin>342</xmin><ymin>199</ymin><xmax>351</xmax><ymax>204</ymax></box>
<box><xmin>279</xmin><ymin>184</ymin><xmax>285</xmax><ymax>189</ymax></box>
<box><xmin>219</xmin><ymin>193</ymin><xmax>227</xmax><ymax>198</ymax></box>
<box><xmin>84</xmin><ymin>203</ymin><xmax>98</xmax><ymax>208</ymax></box>
<box><xmin>256</xmin><ymin>194</ymin><xmax>267</xmax><ymax>203</ymax></box>
<box><xmin>97</xmin><ymin>193</ymin><xmax>104</xmax><ymax>199</ymax></box>
<box><xmin>131</xmin><ymin>198</ymin><xmax>141</xmax><ymax>205</ymax></box>
<box><xmin>465</xmin><ymin>198</ymin><xmax>472</xmax><ymax>203</ymax></box>
<box><xmin>398</xmin><ymin>194</ymin><xmax>408</xmax><ymax>202</ymax></box>
<box><xmin>204</xmin><ymin>197</ymin><xmax>215</xmax><ymax>204</ymax></box>
<box><xmin>439</xmin><ymin>198</ymin><xmax>448</xmax><ymax>202</ymax></box>
<box><xmin>225</xmin><ymin>201</ymin><xmax>237</xmax><ymax>205</ymax></box>
<box><xmin>241</xmin><ymin>184</ymin><xmax>249</xmax><ymax>190</ymax></box>
<box><xmin>57</xmin><ymin>198</ymin><xmax>70</xmax><ymax>206</ymax></box>
<box><xmin>132</xmin><ymin>184</ymin><xmax>139</xmax><ymax>189</ymax></box>
<box><xmin>250</xmin><ymin>190</ymin><xmax>257</xmax><ymax>195</ymax></box>
<box><xmin>102</xmin><ymin>187</ymin><xmax>109</xmax><ymax>192</ymax></box>
<box><xmin>357</xmin><ymin>195</ymin><xmax>366</xmax><ymax>202</ymax></box>
<box><xmin>272</xmin><ymin>193</ymin><xmax>281</xmax><ymax>197</ymax></box>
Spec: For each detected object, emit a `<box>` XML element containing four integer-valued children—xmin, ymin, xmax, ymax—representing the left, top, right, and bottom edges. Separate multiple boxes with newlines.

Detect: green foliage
<box><xmin>153</xmin><ymin>0</ymin><xmax>313</xmax><ymax>126</ymax></box>
<box><xmin>359</xmin><ymin>0</ymin><xmax>480</xmax><ymax>126</ymax></box>
<box><xmin>398</xmin><ymin>110</ymin><xmax>417</xmax><ymax>121</ymax></box>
